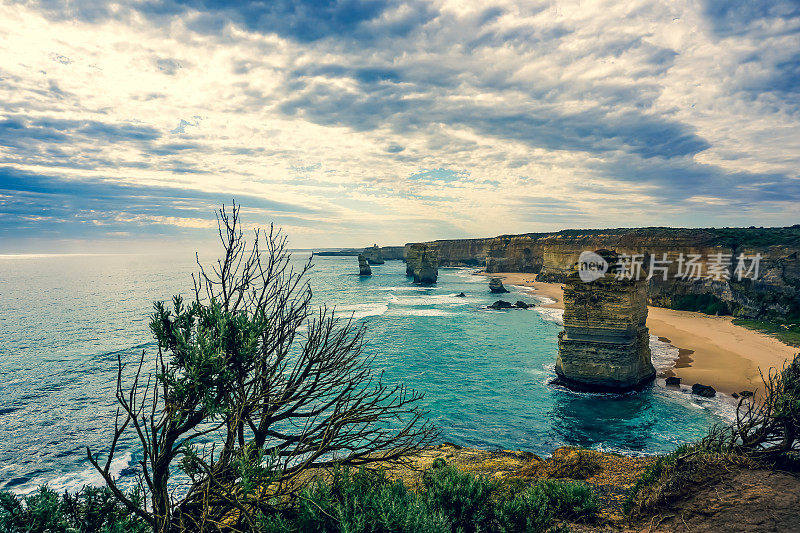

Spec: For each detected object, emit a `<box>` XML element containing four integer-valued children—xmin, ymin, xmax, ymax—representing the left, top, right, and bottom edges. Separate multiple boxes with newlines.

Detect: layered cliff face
<box><xmin>405</xmin><ymin>243</ymin><xmax>438</xmax><ymax>283</ymax></box>
<box><xmin>404</xmin><ymin>238</ymin><xmax>491</xmax><ymax>267</ymax></box>
<box><xmin>556</xmin><ymin>251</ymin><xmax>655</xmax><ymax>392</ymax></box>
<box><xmin>407</xmin><ymin>227</ymin><xmax>800</xmax><ymax>318</ymax></box>
<box><xmin>379</xmin><ymin>246</ymin><xmax>405</xmax><ymax>260</ymax></box>
<box><xmin>363</xmin><ymin>245</ymin><xmax>384</xmax><ymax>265</ymax></box>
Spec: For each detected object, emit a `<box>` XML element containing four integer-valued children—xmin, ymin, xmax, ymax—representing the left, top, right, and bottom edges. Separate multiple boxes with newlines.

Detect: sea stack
<box><xmin>406</xmin><ymin>243</ymin><xmax>438</xmax><ymax>283</ymax></box>
<box><xmin>358</xmin><ymin>254</ymin><xmax>372</xmax><ymax>276</ymax></box>
<box><xmin>555</xmin><ymin>249</ymin><xmax>655</xmax><ymax>392</ymax></box>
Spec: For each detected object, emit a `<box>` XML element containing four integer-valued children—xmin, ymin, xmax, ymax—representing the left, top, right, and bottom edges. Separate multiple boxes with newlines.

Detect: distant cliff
<box><xmin>314</xmin><ymin>245</ymin><xmax>405</xmax><ymax>259</ymax></box>
<box><xmin>406</xmin><ymin>226</ymin><xmax>800</xmax><ymax>319</ymax></box>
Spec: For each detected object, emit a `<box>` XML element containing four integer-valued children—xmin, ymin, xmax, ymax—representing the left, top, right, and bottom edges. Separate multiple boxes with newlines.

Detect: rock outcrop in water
<box><xmin>555</xmin><ymin>250</ymin><xmax>656</xmax><ymax>392</ymax></box>
<box><xmin>358</xmin><ymin>254</ymin><xmax>372</xmax><ymax>276</ymax></box>
<box><xmin>489</xmin><ymin>278</ymin><xmax>509</xmax><ymax>293</ymax></box>
<box><xmin>404</xmin><ymin>226</ymin><xmax>800</xmax><ymax>319</ymax></box>
<box><xmin>406</xmin><ymin>243</ymin><xmax>438</xmax><ymax>284</ymax></box>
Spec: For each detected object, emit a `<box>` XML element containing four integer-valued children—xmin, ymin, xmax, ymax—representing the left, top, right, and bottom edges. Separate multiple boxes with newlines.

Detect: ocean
<box><xmin>0</xmin><ymin>252</ymin><xmax>735</xmax><ymax>495</ymax></box>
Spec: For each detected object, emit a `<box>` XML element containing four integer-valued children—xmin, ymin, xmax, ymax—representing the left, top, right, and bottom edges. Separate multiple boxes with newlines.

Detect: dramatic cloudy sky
<box><xmin>1</xmin><ymin>0</ymin><xmax>799</xmax><ymax>251</ymax></box>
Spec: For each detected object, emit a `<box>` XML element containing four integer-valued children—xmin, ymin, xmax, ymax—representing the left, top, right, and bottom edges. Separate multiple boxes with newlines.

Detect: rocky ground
<box><xmin>386</xmin><ymin>443</ymin><xmax>800</xmax><ymax>533</ymax></box>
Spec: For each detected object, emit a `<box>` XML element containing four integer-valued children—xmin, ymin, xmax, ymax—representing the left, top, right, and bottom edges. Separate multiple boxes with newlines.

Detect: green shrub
<box><xmin>261</xmin><ymin>462</ymin><xmax>598</xmax><ymax>533</ymax></box>
<box><xmin>0</xmin><ymin>485</ymin><xmax>146</xmax><ymax>533</ymax></box>
<box><xmin>421</xmin><ymin>464</ymin><xmax>496</xmax><ymax>533</ymax></box>
<box><xmin>495</xmin><ymin>484</ymin><xmax>551</xmax><ymax>533</ymax></box>
<box><xmin>671</xmin><ymin>293</ymin><xmax>730</xmax><ymax>315</ymax></box>
<box><xmin>533</xmin><ymin>479</ymin><xmax>597</xmax><ymax>522</ymax></box>
<box><xmin>275</xmin><ymin>467</ymin><xmax>448</xmax><ymax>533</ymax></box>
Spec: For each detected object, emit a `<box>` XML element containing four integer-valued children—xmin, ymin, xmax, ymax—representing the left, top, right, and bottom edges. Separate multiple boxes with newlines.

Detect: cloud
<box><xmin>0</xmin><ymin>166</ymin><xmax>318</xmax><ymax>238</ymax></box>
<box><xmin>155</xmin><ymin>57</ymin><xmax>182</xmax><ymax>75</ymax></box>
<box><xmin>1</xmin><ymin>0</ymin><xmax>799</xmax><ymax>248</ymax></box>
<box><xmin>702</xmin><ymin>0</ymin><xmax>800</xmax><ymax>37</ymax></box>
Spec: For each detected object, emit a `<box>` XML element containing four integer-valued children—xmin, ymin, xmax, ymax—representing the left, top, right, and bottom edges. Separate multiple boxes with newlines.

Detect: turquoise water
<box><xmin>0</xmin><ymin>253</ymin><xmax>734</xmax><ymax>494</ymax></box>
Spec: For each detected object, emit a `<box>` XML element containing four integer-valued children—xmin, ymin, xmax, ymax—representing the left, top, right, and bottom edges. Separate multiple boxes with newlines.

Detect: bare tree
<box><xmin>87</xmin><ymin>203</ymin><xmax>437</xmax><ymax>532</ymax></box>
<box><xmin>731</xmin><ymin>353</ymin><xmax>800</xmax><ymax>458</ymax></box>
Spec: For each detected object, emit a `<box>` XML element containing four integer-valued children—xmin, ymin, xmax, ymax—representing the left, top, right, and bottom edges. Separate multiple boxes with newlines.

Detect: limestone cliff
<box><xmin>363</xmin><ymin>245</ymin><xmax>385</xmax><ymax>265</ymax></box>
<box><xmin>403</xmin><ymin>238</ymin><xmax>491</xmax><ymax>267</ymax></box>
<box><xmin>406</xmin><ymin>243</ymin><xmax>438</xmax><ymax>284</ymax></box>
<box><xmin>379</xmin><ymin>246</ymin><xmax>405</xmax><ymax>260</ymax></box>
<box><xmin>406</xmin><ymin>226</ymin><xmax>800</xmax><ymax>318</ymax></box>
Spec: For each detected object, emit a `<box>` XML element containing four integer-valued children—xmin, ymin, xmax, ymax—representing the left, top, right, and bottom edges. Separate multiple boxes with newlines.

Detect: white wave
<box><xmin>12</xmin><ymin>452</ymin><xmax>134</xmax><ymax>496</ymax></box>
<box><xmin>534</xmin><ymin>307</ymin><xmax>564</xmax><ymax>325</ymax></box>
<box><xmin>375</xmin><ymin>286</ymin><xmax>427</xmax><ymax>292</ymax></box>
<box><xmin>451</xmin><ymin>269</ymin><xmax>485</xmax><ymax>283</ymax></box>
<box><xmin>649</xmin><ymin>334</ymin><xmax>679</xmax><ymax>373</ymax></box>
<box><xmin>338</xmin><ymin>303</ymin><xmax>389</xmax><ymax>319</ymax></box>
<box><xmin>506</xmin><ymin>284</ymin><xmax>534</xmax><ymax>292</ymax></box>
<box><xmin>398</xmin><ymin>309</ymin><xmax>455</xmax><ymax>317</ymax></box>
<box><xmin>391</xmin><ymin>294</ymin><xmax>473</xmax><ymax>306</ymax></box>
<box><xmin>657</xmin><ymin>383</ymin><xmax>738</xmax><ymax>423</ymax></box>
<box><xmin>648</xmin><ymin>335</ymin><xmax>739</xmax><ymax>422</ymax></box>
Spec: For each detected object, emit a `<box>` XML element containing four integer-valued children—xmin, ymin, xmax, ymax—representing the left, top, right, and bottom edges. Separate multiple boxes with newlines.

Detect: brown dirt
<box><xmin>626</xmin><ymin>468</ymin><xmax>800</xmax><ymax>533</ymax></box>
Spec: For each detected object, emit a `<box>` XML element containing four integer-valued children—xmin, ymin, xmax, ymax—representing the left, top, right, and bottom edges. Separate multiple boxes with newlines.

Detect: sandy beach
<box><xmin>486</xmin><ymin>272</ymin><xmax>798</xmax><ymax>395</ymax></box>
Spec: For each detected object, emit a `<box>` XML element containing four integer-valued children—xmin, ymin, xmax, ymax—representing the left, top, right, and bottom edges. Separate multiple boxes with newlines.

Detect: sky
<box><xmin>1</xmin><ymin>0</ymin><xmax>799</xmax><ymax>252</ymax></box>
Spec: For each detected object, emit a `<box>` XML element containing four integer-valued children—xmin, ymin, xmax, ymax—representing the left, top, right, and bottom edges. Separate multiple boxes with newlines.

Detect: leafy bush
<box><xmin>255</xmin><ymin>462</ymin><xmax>597</xmax><ymax>533</ymax></box>
<box><xmin>3</xmin><ymin>464</ymin><xmax>598</xmax><ymax>532</ymax></box>
<box><xmin>0</xmin><ymin>485</ymin><xmax>146</xmax><ymax>533</ymax></box>
<box><xmin>421</xmin><ymin>464</ymin><xmax>497</xmax><ymax>533</ymax></box>
<box><xmin>671</xmin><ymin>293</ymin><xmax>730</xmax><ymax>315</ymax></box>
<box><xmin>495</xmin><ymin>485</ymin><xmax>550</xmax><ymax>533</ymax></box>
<box><xmin>533</xmin><ymin>479</ymin><xmax>598</xmax><ymax>522</ymax></box>
<box><xmin>287</xmin><ymin>467</ymin><xmax>448</xmax><ymax>533</ymax></box>
<box><xmin>87</xmin><ymin>205</ymin><xmax>435</xmax><ymax>531</ymax></box>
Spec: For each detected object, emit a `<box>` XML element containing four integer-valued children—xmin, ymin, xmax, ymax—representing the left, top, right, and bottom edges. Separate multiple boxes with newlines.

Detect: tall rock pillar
<box><xmin>406</xmin><ymin>243</ymin><xmax>438</xmax><ymax>284</ymax></box>
<box><xmin>358</xmin><ymin>254</ymin><xmax>372</xmax><ymax>276</ymax></box>
<box><xmin>555</xmin><ymin>250</ymin><xmax>655</xmax><ymax>392</ymax></box>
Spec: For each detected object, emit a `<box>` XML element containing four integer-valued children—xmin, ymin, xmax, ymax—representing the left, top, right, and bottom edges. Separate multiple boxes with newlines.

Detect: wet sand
<box><xmin>483</xmin><ymin>272</ymin><xmax>798</xmax><ymax>395</ymax></box>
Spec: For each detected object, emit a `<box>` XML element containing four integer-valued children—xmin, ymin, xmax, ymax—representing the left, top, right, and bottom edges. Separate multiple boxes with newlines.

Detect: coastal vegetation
<box><xmin>733</xmin><ymin>318</ymin><xmax>800</xmax><ymax>347</ymax></box>
<box><xmin>669</xmin><ymin>293</ymin><xmax>730</xmax><ymax>316</ymax></box>
<box><xmin>0</xmin><ymin>463</ymin><xmax>598</xmax><ymax>532</ymax></box>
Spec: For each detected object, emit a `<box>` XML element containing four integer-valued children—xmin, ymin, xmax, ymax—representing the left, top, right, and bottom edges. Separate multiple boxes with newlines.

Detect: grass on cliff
<box><xmin>669</xmin><ymin>293</ymin><xmax>731</xmax><ymax>316</ymax></box>
<box><xmin>258</xmin><ymin>460</ymin><xmax>597</xmax><ymax>533</ymax></box>
<box><xmin>0</xmin><ymin>461</ymin><xmax>598</xmax><ymax>533</ymax></box>
<box><xmin>732</xmin><ymin>318</ymin><xmax>800</xmax><ymax>347</ymax></box>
